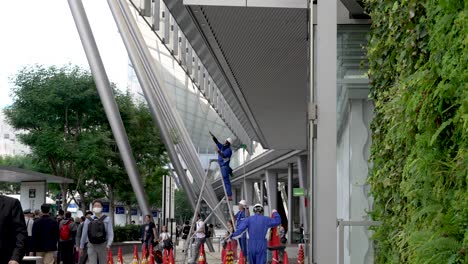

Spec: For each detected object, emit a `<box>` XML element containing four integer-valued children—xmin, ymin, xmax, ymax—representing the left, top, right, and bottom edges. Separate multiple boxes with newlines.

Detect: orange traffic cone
<box><xmin>297</xmin><ymin>244</ymin><xmax>304</xmax><ymax>264</ymax></box>
<box><xmin>283</xmin><ymin>251</ymin><xmax>289</xmax><ymax>264</ymax></box>
<box><xmin>169</xmin><ymin>248</ymin><xmax>175</xmax><ymax>264</ymax></box>
<box><xmin>162</xmin><ymin>249</ymin><xmax>168</xmax><ymax>264</ymax></box>
<box><xmin>197</xmin><ymin>243</ymin><xmax>206</xmax><ymax>264</ymax></box>
<box><xmin>238</xmin><ymin>250</ymin><xmax>245</xmax><ymax>264</ymax></box>
<box><xmin>223</xmin><ymin>242</ymin><xmax>234</xmax><ymax>264</ymax></box>
<box><xmin>117</xmin><ymin>247</ymin><xmax>124</xmax><ymax>264</ymax></box>
<box><xmin>131</xmin><ymin>245</ymin><xmax>139</xmax><ymax>264</ymax></box>
<box><xmin>141</xmin><ymin>246</ymin><xmax>148</xmax><ymax>264</ymax></box>
<box><xmin>107</xmin><ymin>249</ymin><xmax>114</xmax><ymax>264</ymax></box>
<box><xmin>272</xmin><ymin>250</ymin><xmax>280</xmax><ymax>264</ymax></box>
<box><xmin>148</xmin><ymin>252</ymin><xmax>155</xmax><ymax>264</ymax></box>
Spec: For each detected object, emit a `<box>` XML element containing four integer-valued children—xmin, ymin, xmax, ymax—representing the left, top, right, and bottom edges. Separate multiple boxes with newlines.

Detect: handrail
<box><xmin>337</xmin><ymin>219</ymin><xmax>381</xmax><ymax>264</ymax></box>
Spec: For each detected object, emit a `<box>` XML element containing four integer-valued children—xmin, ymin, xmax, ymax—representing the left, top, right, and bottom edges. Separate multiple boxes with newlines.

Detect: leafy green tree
<box><xmin>174</xmin><ymin>189</ymin><xmax>193</xmax><ymax>223</ymax></box>
<box><xmin>5</xmin><ymin>65</ymin><xmax>168</xmax><ymax>216</ymax></box>
<box><xmin>112</xmin><ymin>95</ymin><xmax>167</xmax><ymax>224</ymax></box>
<box><xmin>5</xmin><ymin>64</ymin><xmax>110</xmax><ymax>210</ymax></box>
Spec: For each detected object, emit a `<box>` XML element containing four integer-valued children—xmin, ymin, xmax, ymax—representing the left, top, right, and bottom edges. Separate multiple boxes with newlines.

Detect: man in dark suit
<box><xmin>0</xmin><ymin>195</ymin><xmax>28</xmax><ymax>264</ymax></box>
<box><xmin>32</xmin><ymin>204</ymin><xmax>59</xmax><ymax>264</ymax></box>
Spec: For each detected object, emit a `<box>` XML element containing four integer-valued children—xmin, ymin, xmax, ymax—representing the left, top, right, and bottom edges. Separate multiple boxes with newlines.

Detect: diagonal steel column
<box><xmin>113</xmin><ymin>0</ymin><xmax>228</xmax><ymax>229</ymax></box>
<box><xmin>106</xmin><ymin>0</ymin><xmax>197</xmax><ymax>208</ymax></box>
<box><xmin>67</xmin><ymin>0</ymin><xmax>151</xmax><ymax>215</ymax></box>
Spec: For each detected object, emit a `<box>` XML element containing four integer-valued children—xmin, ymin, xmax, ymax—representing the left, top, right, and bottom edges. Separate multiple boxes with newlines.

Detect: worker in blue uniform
<box><xmin>235</xmin><ymin>200</ymin><xmax>250</xmax><ymax>259</ymax></box>
<box><xmin>210</xmin><ymin>132</ymin><xmax>233</xmax><ymax>200</ymax></box>
<box><xmin>230</xmin><ymin>204</ymin><xmax>281</xmax><ymax>264</ymax></box>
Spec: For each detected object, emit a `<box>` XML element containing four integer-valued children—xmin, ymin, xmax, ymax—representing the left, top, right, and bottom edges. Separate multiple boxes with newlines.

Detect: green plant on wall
<box><xmin>365</xmin><ymin>0</ymin><xmax>467</xmax><ymax>263</ymax></box>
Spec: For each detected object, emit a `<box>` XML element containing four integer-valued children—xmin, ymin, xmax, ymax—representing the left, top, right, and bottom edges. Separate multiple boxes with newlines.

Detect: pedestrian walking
<box><xmin>59</xmin><ymin>211</ymin><xmax>78</xmax><ymax>264</ymax></box>
<box><xmin>76</xmin><ymin>211</ymin><xmax>92</xmax><ymax>264</ymax></box>
<box><xmin>32</xmin><ymin>204</ymin><xmax>59</xmax><ymax>264</ymax></box>
<box><xmin>79</xmin><ymin>200</ymin><xmax>114</xmax><ymax>264</ymax></box>
<box><xmin>141</xmin><ymin>215</ymin><xmax>157</xmax><ymax>253</ymax></box>
<box><xmin>189</xmin><ymin>214</ymin><xmax>205</xmax><ymax>264</ymax></box>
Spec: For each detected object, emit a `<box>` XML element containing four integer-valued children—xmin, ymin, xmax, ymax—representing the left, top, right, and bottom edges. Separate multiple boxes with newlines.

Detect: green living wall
<box><xmin>365</xmin><ymin>0</ymin><xmax>467</xmax><ymax>263</ymax></box>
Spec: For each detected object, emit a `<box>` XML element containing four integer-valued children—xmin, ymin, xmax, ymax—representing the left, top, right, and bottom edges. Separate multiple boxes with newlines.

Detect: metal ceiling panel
<box><xmin>195</xmin><ymin>6</ymin><xmax>309</xmax><ymax>149</ymax></box>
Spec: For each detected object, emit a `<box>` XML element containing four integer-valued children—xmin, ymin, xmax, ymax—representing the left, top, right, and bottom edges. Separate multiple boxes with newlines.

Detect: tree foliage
<box><xmin>5</xmin><ymin>64</ymin><xmax>168</xmax><ymax>213</ymax></box>
<box><xmin>174</xmin><ymin>189</ymin><xmax>193</xmax><ymax>223</ymax></box>
<box><xmin>365</xmin><ymin>0</ymin><xmax>467</xmax><ymax>263</ymax></box>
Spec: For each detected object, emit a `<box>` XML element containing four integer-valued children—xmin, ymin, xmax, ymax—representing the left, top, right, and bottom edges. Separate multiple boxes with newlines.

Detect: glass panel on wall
<box><xmin>336</xmin><ymin>25</ymin><xmax>374</xmax><ymax>264</ymax></box>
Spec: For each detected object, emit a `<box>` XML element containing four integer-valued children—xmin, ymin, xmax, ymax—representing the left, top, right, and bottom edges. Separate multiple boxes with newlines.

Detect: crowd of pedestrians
<box><xmin>0</xmin><ymin>196</ymin><xmax>114</xmax><ymax>264</ymax></box>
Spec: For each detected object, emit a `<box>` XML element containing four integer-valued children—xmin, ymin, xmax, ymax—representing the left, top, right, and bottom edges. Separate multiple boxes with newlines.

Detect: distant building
<box><xmin>0</xmin><ymin>112</ymin><xmax>29</xmax><ymax>156</ymax></box>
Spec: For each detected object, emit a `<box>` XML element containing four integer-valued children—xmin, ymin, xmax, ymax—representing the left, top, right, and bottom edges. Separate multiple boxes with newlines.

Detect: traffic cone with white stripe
<box><xmin>131</xmin><ymin>245</ymin><xmax>139</xmax><ymax>264</ymax></box>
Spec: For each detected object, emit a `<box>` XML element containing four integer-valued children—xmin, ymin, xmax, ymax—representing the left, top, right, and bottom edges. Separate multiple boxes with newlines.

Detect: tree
<box><xmin>5</xmin><ymin>64</ymin><xmax>110</xmax><ymax>210</ymax></box>
<box><xmin>6</xmin><ymin>64</ymin><xmax>168</xmax><ymax>221</ymax></box>
<box><xmin>174</xmin><ymin>189</ymin><xmax>193</xmax><ymax>223</ymax></box>
<box><xmin>112</xmin><ymin>95</ymin><xmax>168</xmax><ymax>224</ymax></box>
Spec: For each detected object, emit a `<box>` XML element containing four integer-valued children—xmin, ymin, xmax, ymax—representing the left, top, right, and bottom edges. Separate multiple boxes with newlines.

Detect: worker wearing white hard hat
<box><xmin>235</xmin><ymin>199</ymin><xmax>249</xmax><ymax>258</ymax></box>
<box><xmin>231</xmin><ymin>204</ymin><xmax>281</xmax><ymax>264</ymax></box>
<box><xmin>209</xmin><ymin>131</ymin><xmax>234</xmax><ymax>201</ymax></box>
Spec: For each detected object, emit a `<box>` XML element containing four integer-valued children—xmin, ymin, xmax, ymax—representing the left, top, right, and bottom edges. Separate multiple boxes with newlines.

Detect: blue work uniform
<box><xmin>231</xmin><ymin>212</ymin><xmax>281</xmax><ymax>264</ymax></box>
<box><xmin>212</xmin><ymin>136</ymin><xmax>233</xmax><ymax>197</ymax></box>
<box><xmin>235</xmin><ymin>210</ymin><xmax>248</xmax><ymax>258</ymax></box>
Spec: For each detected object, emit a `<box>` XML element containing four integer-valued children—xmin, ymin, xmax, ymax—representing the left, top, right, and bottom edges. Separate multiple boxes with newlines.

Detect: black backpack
<box><xmin>87</xmin><ymin>215</ymin><xmax>107</xmax><ymax>244</ymax></box>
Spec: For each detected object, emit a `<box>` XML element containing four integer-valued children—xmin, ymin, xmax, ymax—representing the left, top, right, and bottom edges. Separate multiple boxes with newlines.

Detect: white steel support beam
<box><xmin>67</xmin><ymin>0</ymin><xmax>151</xmax><ymax>215</ymax></box>
<box><xmin>315</xmin><ymin>0</ymin><xmax>337</xmax><ymax>263</ymax></box>
<box><xmin>287</xmin><ymin>163</ymin><xmax>293</xmax><ymax>244</ymax></box>
<box><xmin>265</xmin><ymin>169</ymin><xmax>278</xmax><ymax>215</ymax></box>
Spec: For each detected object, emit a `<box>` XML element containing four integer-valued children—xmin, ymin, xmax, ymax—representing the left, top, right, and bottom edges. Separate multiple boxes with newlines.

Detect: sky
<box><xmin>0</xmin><ymin>0</ymin><xmax>128</xmax><ymax>108</ymax></box>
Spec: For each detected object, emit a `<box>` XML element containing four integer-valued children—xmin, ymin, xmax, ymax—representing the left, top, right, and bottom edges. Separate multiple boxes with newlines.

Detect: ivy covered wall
<box><xmin>365</xmin><ymin>0</ymin><xmax>467</xmax><ymax>263</ymax></box>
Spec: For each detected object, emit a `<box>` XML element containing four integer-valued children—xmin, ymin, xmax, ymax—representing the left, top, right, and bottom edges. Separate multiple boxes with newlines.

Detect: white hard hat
<box><xmin>253</xmin><ymin>203</ymin><xmax>264</xmax><ymax>213</ymax></box>
<box><xmin>225</xmin><ymin>138</ymin><xmax>232</xmax><ymax>144</ymax></box>
<box><xmin>238</xmin><ymin>200</ymin><xmax>247</xmax><ymax>206</ymax></box>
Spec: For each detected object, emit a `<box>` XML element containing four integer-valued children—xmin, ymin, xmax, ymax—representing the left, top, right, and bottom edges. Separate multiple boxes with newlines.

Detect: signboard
<box><xmin>67</xmin><ymin>203</ymin><xmax>78</xmax><ymax>213</ymax></box>
<box><xmin>131</xmin><ymin>208</ymin><xmax>138</xmax><ymax>216</ymax></box>
<box><xmin>293</xmin><ymin>188</ymin><xmax>306</xmax><ymax>197</ymax></box>
<box><xmin>152</xmin><ymin>210</ymin><xmax>158</xmax><ymax>218</ymax></box>
<box><xmin>102</xmin><ymin>203</ymin><xmax>110</xmax><ymax>213</ymax></box>
<box><xmin>115</xmin><ymin>206</ymin><xmax>125</xmax><ymax>214</ymax></box>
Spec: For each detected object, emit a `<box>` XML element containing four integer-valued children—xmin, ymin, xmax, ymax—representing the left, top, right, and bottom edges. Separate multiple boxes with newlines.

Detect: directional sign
<box><xmin>131</xmin><ymin>208</ymin><xmax>138</xmax><ymax>216</ymax></box>
<box><xmin>102</xmin><ymin>203</ymin><xmax>110</xmax><ymax>213</ymax></box>
<box><xmin>293</xmin><ymin>188</ymin><xmax>306</xmax><ymax>197</ymax></box>
<box><xmin>115</xmin><ymin>206</ymin><xmax>125</xmax><ymax>214</ymax></box>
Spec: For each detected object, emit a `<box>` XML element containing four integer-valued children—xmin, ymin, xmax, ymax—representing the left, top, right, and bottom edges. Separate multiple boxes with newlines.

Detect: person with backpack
<box><xmin>59</xmin><ymin>211</ymin><xmax>78</xmax><ymax>264</ymax></box>
<box><xmin>79</xmin><ymin>200</ymin><xmax>114</xmax><ymax>264</ymax></box>
<box><xmin>158</xmin><ymin>225</ymin><xmax>172</xmax><ymax>253</ymax></box>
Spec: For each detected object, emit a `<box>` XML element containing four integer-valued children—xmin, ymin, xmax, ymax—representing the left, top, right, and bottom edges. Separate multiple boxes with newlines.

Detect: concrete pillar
<box><xmin>287</xmin><ymin>163</ymin><xmax>293</xmax><ymax>244</ymax></box>
<box><xmin>260</xmin><ymin>178</ymin><xmax>265</xmax><ymax>206</ymax></box>
<box><xmin>243</xmin><ymin>180</ymin><xmax>255</xmax><ymax>206</ymax></box>
<box><xmin>297</xmin><ymin>155</ymin><xmax>308</xmax><ymax>233</ymax></box>
<box><xmin>265</xmin><ymin>169</ymin><xmax>278</xmax><ymax>215</ymax></box>
<box><xmin>315</xmin><ymin>0</ymin><xmax>337</xmax><ymax>262</ymax></box>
